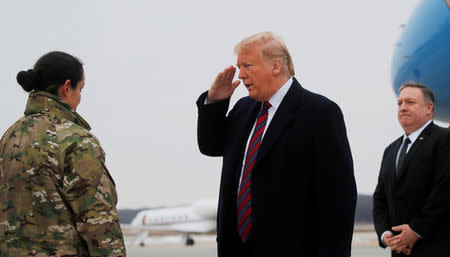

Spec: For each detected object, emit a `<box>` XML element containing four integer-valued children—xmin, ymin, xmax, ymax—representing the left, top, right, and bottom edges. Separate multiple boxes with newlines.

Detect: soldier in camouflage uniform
<box><xmin>0</xmin><ymin>52</ymin><xmax>126</xmax><ymax>256</ymax></box>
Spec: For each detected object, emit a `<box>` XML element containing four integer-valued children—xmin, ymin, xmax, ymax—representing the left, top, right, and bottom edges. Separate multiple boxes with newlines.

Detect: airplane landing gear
<box><xmin>185</xmin><ymin>235</ymin><xmax>195</xmax><ymax>246</ymax></box>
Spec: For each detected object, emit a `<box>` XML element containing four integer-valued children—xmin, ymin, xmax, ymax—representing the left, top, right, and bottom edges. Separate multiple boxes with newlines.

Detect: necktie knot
<box><xmin>263</xmin><ymin>101</ymin><xmax>271</xmax><ymax>111</ymax></box>
<box><xmin>404</xmin><ymin>137</ymin><xmax>411</xmax><ymax>145</ymax></box>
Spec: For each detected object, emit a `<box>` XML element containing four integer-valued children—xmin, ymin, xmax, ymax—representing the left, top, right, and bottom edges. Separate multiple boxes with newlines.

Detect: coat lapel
<box><xmin>397</xmin><ymin>122</ymin><xmax>434</xmax><ymax>179</ymax></box>
<box><xmin>236</xmin><ymin>100</ymin><xmax>260</xmax><ymax>164</ymax></box>
<box><xmin>390</xmin><ymin>137</ymin><xmax>403</xmax><ymax>179</ymax></box>
<box><xmin>229</xmin><ymin>100</ymin><xmax>260</xmax><ymax>192</ymax></box>
<box><xmin>253</xmin><ymin>79</ymin><xmax>302</xmax><ymax>168</ymax></box>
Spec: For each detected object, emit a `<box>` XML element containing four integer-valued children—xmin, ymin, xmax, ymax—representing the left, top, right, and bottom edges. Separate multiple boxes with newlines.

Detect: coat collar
<box><xmin>24</xmin><ymin>91</ymin><xmax>91</xmax><ymax>130</ymax></box>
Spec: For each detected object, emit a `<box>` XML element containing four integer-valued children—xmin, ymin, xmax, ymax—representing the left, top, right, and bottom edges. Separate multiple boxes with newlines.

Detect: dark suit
<box><xmin>197</xmin><ymin>78</ymin><xmax>357</xmax><ymax>257</ymax></box>
<box><xmin>373</xmin><ymin>122</ymin><xmax>450</xmax><ymax>257</ymax></box>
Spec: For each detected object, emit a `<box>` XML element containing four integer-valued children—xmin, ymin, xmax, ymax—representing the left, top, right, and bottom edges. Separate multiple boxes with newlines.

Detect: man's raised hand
<box><xmin>207</xmin><ymin>66</ymin><xmax>241</xmax><ymax>104</ymax></box>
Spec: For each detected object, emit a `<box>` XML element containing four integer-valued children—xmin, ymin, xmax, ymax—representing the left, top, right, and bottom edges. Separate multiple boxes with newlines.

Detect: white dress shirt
<box><xmin>395</xmin><ymin>119</ymin><xmax>432</xmax><ymax>167</ymax></box>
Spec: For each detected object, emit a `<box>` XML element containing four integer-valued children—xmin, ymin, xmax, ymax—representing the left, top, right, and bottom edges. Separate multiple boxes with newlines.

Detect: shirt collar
<box><xmin>267</xmin><ymin>77</ymin><xmax>293</xmax><ymax>111</ymax></box>
<box><xmin>403</xmin><ymin>119</ymin><xmax>432</xmax><ymax>144</ymax></box>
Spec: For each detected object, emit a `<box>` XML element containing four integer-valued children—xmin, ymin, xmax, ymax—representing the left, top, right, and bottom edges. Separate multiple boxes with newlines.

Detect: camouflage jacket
<box><xmin>0</xmin><ymin>91</ymin><xmax>126</xmax><ymax>257</ymax></box>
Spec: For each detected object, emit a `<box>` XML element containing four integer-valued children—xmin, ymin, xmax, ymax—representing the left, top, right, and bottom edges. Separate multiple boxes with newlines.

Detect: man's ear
<box><xmin>427</xmin><ymin>102</ymin><xmax>434</xmax><ymax>117</ymax></box>
<box><xmin>272</xmin><ymin>60</ymin><xmax>282</xmax><ymax>76</ymax></box>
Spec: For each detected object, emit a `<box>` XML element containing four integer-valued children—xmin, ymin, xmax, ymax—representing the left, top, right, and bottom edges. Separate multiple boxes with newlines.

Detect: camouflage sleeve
<box><xmin>60</xmin><ymin>133</ymin><xmax>126</xmax><ymax>257</ymax></box>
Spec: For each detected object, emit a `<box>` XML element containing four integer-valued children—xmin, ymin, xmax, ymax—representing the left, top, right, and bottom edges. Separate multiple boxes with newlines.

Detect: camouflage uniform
<box><xmin>0</xmin><ymin>91</ymin><xmax>126</xmax><ymax>257</ymax></box>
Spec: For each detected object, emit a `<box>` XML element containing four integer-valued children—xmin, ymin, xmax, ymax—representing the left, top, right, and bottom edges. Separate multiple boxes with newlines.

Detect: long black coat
<box><xmin>197</xmin><ymin>78</ymin><xmax>357</xmax><ymax>257</ymax></box>
<box><xmin>373</xmin><ymin>122</ymin><xmax>450</xmax><ymax>257</ymax></box>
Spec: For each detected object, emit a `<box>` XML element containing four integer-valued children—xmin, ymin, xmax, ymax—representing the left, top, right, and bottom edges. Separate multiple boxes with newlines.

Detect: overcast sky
<box><xmin>1</xmin><ymin>0</ymin><xmax>432</xmax><ymax>208</ymax></box>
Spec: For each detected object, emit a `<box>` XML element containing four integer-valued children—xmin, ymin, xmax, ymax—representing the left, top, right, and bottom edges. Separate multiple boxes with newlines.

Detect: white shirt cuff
<box><xmin>381</xmin><ymin>231</ymin><xmax>392</xmax><ymax>246</ymax></box>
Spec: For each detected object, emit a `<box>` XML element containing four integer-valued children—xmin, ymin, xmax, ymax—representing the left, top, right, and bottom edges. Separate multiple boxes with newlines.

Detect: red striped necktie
<box><xmin>237</xmin><ymin>101</ymin><xmax>271</xmax><ymax>242</ymax></box>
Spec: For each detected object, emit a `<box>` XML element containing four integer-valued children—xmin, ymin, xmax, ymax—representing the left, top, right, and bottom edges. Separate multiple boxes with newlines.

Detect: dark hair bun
<box><xmin>17</xmin><ymin>69</ymin><xmax>40</xmax><ymax>92</ymax></box>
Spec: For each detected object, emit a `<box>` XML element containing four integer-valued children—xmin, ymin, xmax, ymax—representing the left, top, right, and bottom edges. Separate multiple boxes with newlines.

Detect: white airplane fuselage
<box><xmin>128</xmin><ymin>199</ymin><xmax>217</xmax><ymax>246</ymax></box>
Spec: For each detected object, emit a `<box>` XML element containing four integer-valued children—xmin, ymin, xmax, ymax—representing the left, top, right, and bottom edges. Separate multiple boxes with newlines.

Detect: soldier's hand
<box><xmin>207</xmin><ymin>66</ymin><xmax>241</xmax><ymax>104</ymax></box>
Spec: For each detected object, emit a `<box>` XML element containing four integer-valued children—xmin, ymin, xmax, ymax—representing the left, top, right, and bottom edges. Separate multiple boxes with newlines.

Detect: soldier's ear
<box><xmin>63</xmin><ymin>80</ymin><xmax>71</xmax><ymax>96</ymax></box>
<box><xmin>57</xmin><ymin>80</ymin><xmax>71</xmax><ymax>98</ymax></box>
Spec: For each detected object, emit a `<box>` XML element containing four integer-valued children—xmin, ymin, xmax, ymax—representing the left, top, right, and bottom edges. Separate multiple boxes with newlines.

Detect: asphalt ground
<box><xmin>125</xmin><ymin>232</ymin><xmax>391</xmax><ymax>257</ymax></box>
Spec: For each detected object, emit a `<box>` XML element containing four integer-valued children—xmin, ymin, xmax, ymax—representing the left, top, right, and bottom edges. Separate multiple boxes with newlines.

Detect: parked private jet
<box><xmin>127</xmin><ymin>199</ymin><xmax>217</xmax><ymax>246</ymax></box>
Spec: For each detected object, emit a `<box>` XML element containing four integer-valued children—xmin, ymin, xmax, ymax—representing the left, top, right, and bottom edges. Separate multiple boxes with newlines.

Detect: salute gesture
<box><xmin>207</xmin><ymin>65</ymin><xmax>241</xmax><ymax>104</ymax></box>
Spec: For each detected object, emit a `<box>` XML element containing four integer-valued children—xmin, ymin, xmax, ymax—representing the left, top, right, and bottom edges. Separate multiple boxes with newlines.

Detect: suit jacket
<box><xmin>197</xmin><ymin>78</ymin><xmax>357</xmax><ymax>257</ymax></box>
<box><xmin>373</xmin><ymin>122</ymin><xmax>450</xmax><ymax>257</ymax></box>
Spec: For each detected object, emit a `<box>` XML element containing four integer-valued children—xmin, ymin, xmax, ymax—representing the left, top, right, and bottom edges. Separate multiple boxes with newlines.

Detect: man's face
<box><xmin>397</xmin><ymin>87</ymin><xmax>433</xmax><ymax>134</ymax></box>
<box><xmin>236</xmin><ymin>44</ymin><xmax>276</xmax><ymax>102</ymax></box>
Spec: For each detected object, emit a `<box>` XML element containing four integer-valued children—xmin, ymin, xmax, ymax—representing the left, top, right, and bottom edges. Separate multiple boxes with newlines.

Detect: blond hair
<box><xmin>234</xmin><ymin>32</ymin><xmax>295</xmax><ymax>76</ymax></box>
